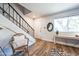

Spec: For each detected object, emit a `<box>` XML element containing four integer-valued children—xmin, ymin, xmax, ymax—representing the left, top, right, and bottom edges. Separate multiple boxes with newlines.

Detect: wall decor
<box><xmin>47</xmin><ymin>22</ymin><xmax>53</xmax><ymax>32</ymax></box>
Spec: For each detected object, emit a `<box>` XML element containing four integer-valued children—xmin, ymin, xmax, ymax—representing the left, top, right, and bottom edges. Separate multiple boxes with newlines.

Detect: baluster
<box><xmin>13</xmin><ymin>10</ymin><xmax>14</xmax><ymax>23</ymax></box>
<box><xmin>3</xmin><ymin>3</ymin><xmax>4</xmax><ymax>15</ymax></box>
<box><xmin>21</xmin><ymin>19</ymin><xmax>23</xmax><ymax>29</ymax></box>
<box><xmin>19</xmin><ymin>16</ymin><xmax>21</xmax><ymax>28</ymax></box>
<box><xmin>16</xmin><ymin>13</ymin><xmax>17</xmax><ymax>25</ymax></box>
<box><xmin>9</xmin><ymin>5</ymin><xmax>10</xmax><ymax>20</ymax></box>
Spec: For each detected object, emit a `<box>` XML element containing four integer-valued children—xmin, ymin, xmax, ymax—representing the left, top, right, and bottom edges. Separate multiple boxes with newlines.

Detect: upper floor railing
<box><xmin>0</xmin><ymin>3</ymin><xmax>34</xmax><ymax>37</ymax></box>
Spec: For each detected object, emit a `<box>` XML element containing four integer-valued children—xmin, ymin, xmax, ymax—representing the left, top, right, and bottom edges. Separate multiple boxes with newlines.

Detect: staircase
<box><xmin>0</xmin><ymin>3</ymin><xmax>34</xmax><ymax>37</ymax></box>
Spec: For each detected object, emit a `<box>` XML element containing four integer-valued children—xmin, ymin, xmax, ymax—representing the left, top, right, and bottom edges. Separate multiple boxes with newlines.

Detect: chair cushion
<box><xmin>13</xmin><ymin>35</ymin><xmax>27</xmax><ymax>49</ymax></box>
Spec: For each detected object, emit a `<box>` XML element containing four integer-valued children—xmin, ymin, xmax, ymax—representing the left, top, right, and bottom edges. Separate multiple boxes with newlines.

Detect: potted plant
<box><xmin>56</xmin><ymin>30</ymin><xmax>59</xmax><ymax>36</ymax></box>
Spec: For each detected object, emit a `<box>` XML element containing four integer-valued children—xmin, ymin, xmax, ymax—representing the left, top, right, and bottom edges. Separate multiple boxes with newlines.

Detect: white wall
<box><xmin>34</xmin><ymin>7</ymin><xmax>79</xmax><ymax>42</ymax></box>
<box><xmin>34</xmin><ymin>16</ymin><xmax>54</xmax><ymax>42</ymax></box>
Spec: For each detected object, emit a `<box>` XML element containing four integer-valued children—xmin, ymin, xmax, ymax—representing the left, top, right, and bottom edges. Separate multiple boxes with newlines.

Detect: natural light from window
<box><xmin>54</xmin><ymin>15</ymin><xmax>79</xmax><ymax>32</ymax></box>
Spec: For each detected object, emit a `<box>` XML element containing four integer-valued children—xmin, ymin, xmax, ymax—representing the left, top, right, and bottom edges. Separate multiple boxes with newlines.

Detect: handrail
<box><xmin>0</xmin><ymin>3</ymin><xmax>34</xmax><ymax>37</ymax></box>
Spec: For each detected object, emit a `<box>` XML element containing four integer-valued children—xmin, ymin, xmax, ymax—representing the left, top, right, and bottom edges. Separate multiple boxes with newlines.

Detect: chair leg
<box><xmin>24</xmin><ymin>47</ymin><xmax>29</xmax><ymax>56</ymax></box>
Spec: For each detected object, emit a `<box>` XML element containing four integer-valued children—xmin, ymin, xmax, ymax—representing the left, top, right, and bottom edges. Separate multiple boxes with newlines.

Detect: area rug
<box><xmin>48</xmin><ymin>48</ymin><xmax>71</xmax><ymax>56</ymax></box>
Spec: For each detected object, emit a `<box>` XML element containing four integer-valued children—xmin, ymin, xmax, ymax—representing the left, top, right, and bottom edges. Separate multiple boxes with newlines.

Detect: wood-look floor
<box><xmin>28</xmin><ymin>38</ymin><xmax>79</xmax><ymax>56</ymax></box>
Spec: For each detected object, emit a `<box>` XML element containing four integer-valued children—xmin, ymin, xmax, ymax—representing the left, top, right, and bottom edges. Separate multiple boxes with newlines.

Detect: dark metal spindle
<box><xmin>13</xmin><ymin>10</ymin><xmax>14</xmax><ymax>23</ymax></box>
<box><xmin>9</xmin><ymin>5</ymin><xmax>10</xmax><ymax>20</ymax></box>
<box><xmin>19</xmin><ymin>16</ymin><xmax>21</xmax><ymax>28</ymax></box>
<box><xmin>3</xmin><ymin>4</ymin><xmax>4</xmax><ymax>15</ymax></box>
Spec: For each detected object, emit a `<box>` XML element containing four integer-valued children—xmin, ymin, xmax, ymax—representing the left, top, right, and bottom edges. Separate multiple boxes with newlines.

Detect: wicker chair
<box><xmin>10</xmin><ymin>33</ymin><xmax>29</xmax><ymax>56</ymax></box>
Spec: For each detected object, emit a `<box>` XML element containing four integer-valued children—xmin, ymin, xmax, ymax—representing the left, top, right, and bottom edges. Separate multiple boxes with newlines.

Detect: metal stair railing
<box><xmin>0</xmin><ymin>3</ymin><xmax>34</xmax><ymax>37</ymax></box>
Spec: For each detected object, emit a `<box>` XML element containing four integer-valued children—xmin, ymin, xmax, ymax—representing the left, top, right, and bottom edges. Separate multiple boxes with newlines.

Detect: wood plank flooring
<box><xmin>28</xmin><ymin>38</ymin><xmax>79</xmax><ymax>56</ymax></box>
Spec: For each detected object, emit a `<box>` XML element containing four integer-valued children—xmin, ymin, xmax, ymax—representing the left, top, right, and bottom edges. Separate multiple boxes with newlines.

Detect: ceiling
<box><xmin>20</xmin><ymin>3</ymin><xmax>79</xmax><ymax>19</ymax></box>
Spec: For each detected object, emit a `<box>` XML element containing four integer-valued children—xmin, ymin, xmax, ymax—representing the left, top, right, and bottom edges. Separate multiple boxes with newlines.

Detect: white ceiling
<box><xmin>20</xmin><ymin>3</ymin><xmax>79</xmax><ymax>19</ymax></box>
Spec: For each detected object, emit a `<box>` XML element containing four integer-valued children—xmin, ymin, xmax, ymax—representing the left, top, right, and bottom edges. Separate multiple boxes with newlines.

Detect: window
<box><xmin>54</xmin><ymin>17</ymin><xmax>68</xmax><ymax>32</ymax></box>
<box><xmin>68</xmin><ymin>16</ymin><xmax>79</xmax><ymax>32</ymax></box>
<box><xmin>54</xmin><ymin>15</ymin><xmax>79</xmax><ymax>32</ymax></box>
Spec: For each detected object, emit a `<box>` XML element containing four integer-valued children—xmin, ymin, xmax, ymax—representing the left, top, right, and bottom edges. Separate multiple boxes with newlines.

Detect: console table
<box><xmin>55</xmin><ymin>36</ymin><xmax>79</xmax><ymax>48</ymax></box>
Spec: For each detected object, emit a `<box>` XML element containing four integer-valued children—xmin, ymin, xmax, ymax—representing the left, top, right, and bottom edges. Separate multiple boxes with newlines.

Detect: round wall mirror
<box><xmin>47</xmin><ymin>22</ymin><xmax>53</xmax><ymax>32</ymax></box>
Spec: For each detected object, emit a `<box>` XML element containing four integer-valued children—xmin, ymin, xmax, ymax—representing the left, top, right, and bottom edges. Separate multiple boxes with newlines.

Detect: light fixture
<box><xmin>32</xmin><ymin>14</ymin><xmax>36</xmax><ymax>20</ymax></box>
